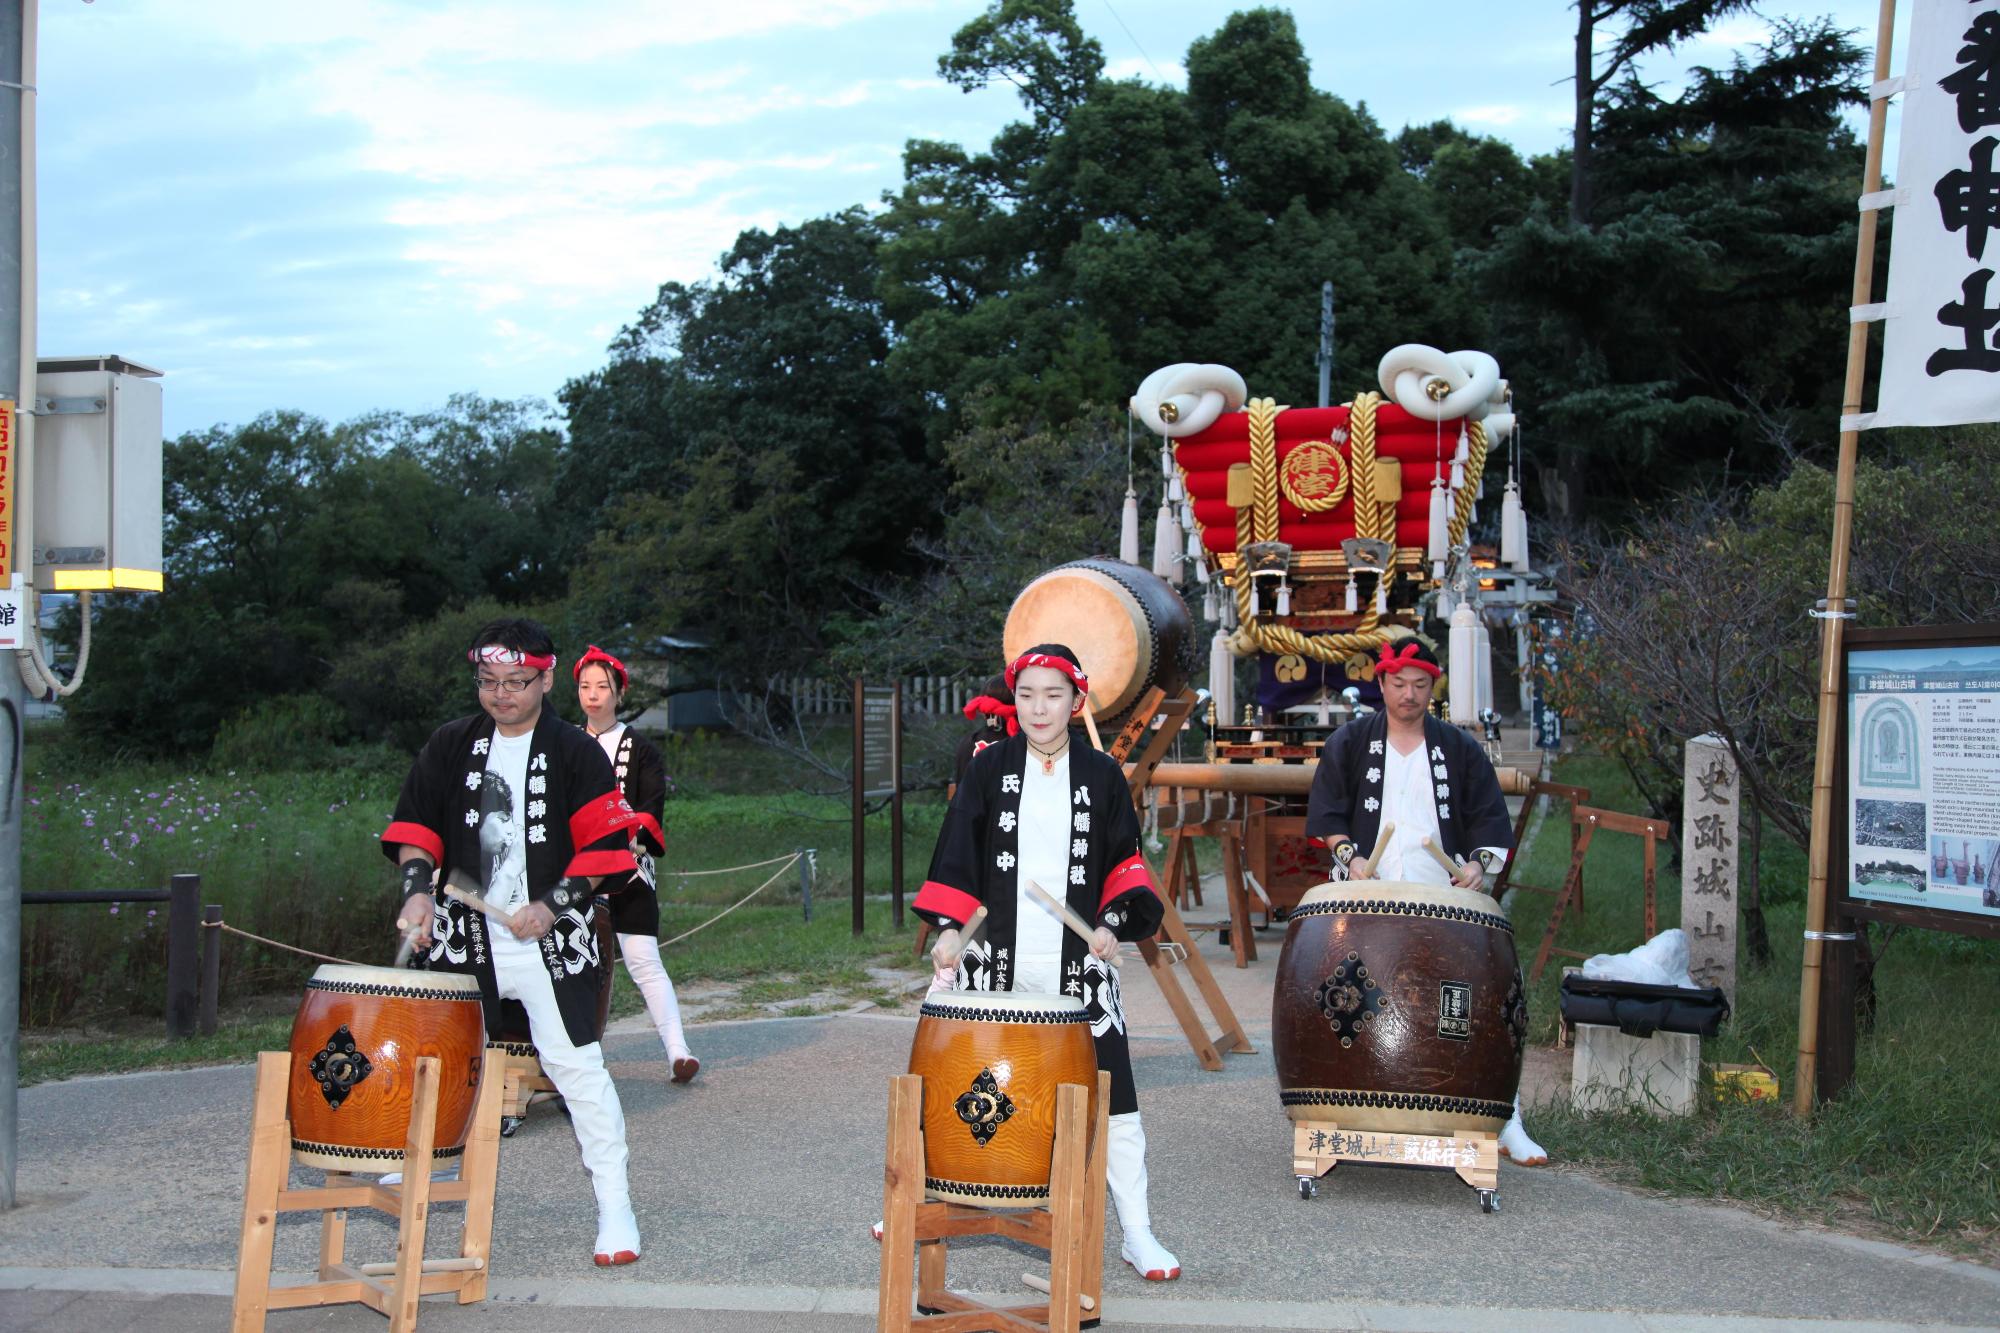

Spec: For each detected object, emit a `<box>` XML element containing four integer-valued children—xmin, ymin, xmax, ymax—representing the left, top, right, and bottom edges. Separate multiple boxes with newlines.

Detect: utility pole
<box><xmin>1316</xmin><ymin>280</ymin><xmax>1335</xmax><ymax>408</ymax></box>
<box><xmin>0</xmin><ymin>0</ymin><xmax>36</xmax><ymax>1213</ymax></box>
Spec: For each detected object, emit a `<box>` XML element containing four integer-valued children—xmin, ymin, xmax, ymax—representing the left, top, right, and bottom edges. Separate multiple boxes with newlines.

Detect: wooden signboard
<box><xmin>852</xmin><ymin>680</ymin><xmax>904</xmax><ymax>934</ymax></box>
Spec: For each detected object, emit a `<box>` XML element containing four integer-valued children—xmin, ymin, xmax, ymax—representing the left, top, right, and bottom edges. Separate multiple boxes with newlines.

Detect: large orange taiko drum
<box><xmin>908</xmin><ymin>990</ymin><xmax>1098</xmax><ymax>1207</ymax></box>
<box><xmin>1003</xmin><ymin>559</ymin><xmax>1195</xmax><ymax>724</ymax></box>
<box><xmin>287</xmin><ymin>964</ymin><xmax>485</xmax><ymax>1171</ymax></box>
<box><xmin>1273</xmin><ymin>882</ymin><xmax>1527</xmax><ymax>1134</ymax></box>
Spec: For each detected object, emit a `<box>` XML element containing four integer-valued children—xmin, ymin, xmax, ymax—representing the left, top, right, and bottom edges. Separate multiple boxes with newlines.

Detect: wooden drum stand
<box><xmin>230</xmin><ymin>1049</ymin><xmax>504</xmax><ymax>1332</ymax></box>
<box><xmin>878</xmin><ymin>1070</ymin><xmax>1112</xmax><ymax>1333</ymax></box>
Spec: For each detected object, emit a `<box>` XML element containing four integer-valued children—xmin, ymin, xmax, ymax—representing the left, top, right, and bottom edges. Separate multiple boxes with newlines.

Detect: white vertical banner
<box><xmin>1872</xmin><ymin>0</ymin><xmax>2000</xmax><ymax>429</ymax></box>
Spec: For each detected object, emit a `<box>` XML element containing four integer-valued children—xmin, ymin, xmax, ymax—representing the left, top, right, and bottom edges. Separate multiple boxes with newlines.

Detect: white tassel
<box><xmin>1120</xmin><ymin>486</ymin><xmax>1141</xmax><ymax>565</ymax></box>
<box><xmin>1454</xmin><ymin>424</ymin><xmax>1470</xmax><ymax>463</ymax></box>
<box><xmin>1449</xmin><ymin>458</ymin><xmax>1465</xmax><ymax>491</ymax></box>
<box><xmin>1203</xmin><ymin>587</ymin><xmax>1220</xmax><ymax>621</ymax></box>
<box><xmin>1160</xmin><ymin>444</ymin><xmax>1174</xmax><ymax>479</ymax></box>
<box><xmin>1153</xmin><ymin>500</ymin><xmax>1180</xmax><ymax>582</ymax></box>
<box><xmin>1426</xmin><ymin>477</ymin><xmax>1450</xmax><ymax>563</ymax></box>
<box><xmin>1168</xmin><ymin>473</ymin><xmax>1185</xmax><ymax>503</ymax></box>
<box><xmin>1275</xmin><ymin>582</ymin><xmax>1291</xmax><ymax>617</ymax></box>
<box><xmin>1209</xmin><ymin>629</ymin><xmax>1235</xmax><ymax>722</ymax></box>
<box><xmin>1500</xmin><ymin>478</ymin><xmax>1523</xmax><ymax>567</ymax></box>
<box><xmin>1375</xmin><ymin>582</ymin><xmax>1389</xmax><ymax>614</ymax></box>
<box><xmin>1475</xmin><ymin>614</ymin><xmax>1494</xmax><ymax>717</ymax></box>
<box><xmin>1180</xmin><ymin>501</ymin><xmax>1196</xmax><ymax>532</ymax></box>
<box><xmin>1449</xmin><ymin>604</ymin><xmax>1478</xmax><ymax>725</ymax></box>
<box><xmin>1438</xmin><ymin>587</ymin><xmax>1456</xmax><ymax>620</ymax></box>
<box><xmin>1343</xmin><ymin>579</ymin><xmax>1358</xmax><ymax>613</ymax></box>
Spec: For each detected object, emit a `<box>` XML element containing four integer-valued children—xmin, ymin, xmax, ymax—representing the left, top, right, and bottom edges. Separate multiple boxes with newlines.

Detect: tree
<box><xmin>1568</xmin><ymin>0</ymin><xmax>1755</xmax><ymax>227</ymax></box>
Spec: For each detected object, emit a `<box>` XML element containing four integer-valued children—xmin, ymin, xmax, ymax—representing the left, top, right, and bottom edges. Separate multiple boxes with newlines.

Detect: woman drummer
<box><xmin>573</xmin><ymin>645</ymin><xmax>699</xmax><ymax>1084</ymax></box>
<box><xmin>915</xmin><ymin>643</ymin><xmax>1181</xmax><ymax>1281</ymax></box>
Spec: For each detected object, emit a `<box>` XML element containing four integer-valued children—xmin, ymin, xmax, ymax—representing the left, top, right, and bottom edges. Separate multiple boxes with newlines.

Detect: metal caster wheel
<box><xmin>1478</xmin><ymin>1189</ymin><xmax>1499</xmax><ymax>1214</ymax></box>
<box><xmin>500</xmin><ymin>1115</ymin><xmax>523</xmax><ymax>1138</ymax></box>
<box><xmin>1296</xmin><ymin>1175</ymin><xmax>1319</xmax><ymax>1200</ymax></box>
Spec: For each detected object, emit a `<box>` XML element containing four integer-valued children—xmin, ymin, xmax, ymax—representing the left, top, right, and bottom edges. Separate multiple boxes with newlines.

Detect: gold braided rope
<box><xmin>1447</xmin><ymin>421</ymin><xmax>1490</xmax><ymax>549</ymax></box>
<box><xmin>1347</xmin><ymin>391</ymin><xmax>1389</xmax><ymax>543</ymax></box>
<box><xmin>1246</xmin><ymin>397</ymin><xmax>1281</xmax><ymax>543</ymax></box>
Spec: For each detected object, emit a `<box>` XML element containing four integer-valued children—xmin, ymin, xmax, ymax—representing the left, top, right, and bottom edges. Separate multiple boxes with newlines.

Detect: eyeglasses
<box><xmin>474</xmin><ymin>674</ymin><xmax>539</xmax><ymax>694</ymax></box>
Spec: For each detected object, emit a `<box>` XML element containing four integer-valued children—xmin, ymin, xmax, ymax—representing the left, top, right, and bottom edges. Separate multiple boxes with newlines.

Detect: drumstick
<box><xmin>1419</xmin><ymin>835</ymin><xmax>1464</xmax><ymax>880</ymax></box>
<box><xmin>1080</xmin><ymin>709</ymin><xmax>1104</xmax><ymax>751</ymax></box>
<box><xmin>1025</xmin><ymin>880</ymin><xmax>1122</xmax><ymax>968</ymax></box>
<box><xmin>443</xmin><ymin>882</ymin><xmax>521</xmax><ymax>930</ymax></box>
<box><xmin>1350</xmin><ymin>822</ymin><xmax>1394</xmax><ymax>880</ymax></box>
<box><xmin>933</xmin><ymin>905</ymin><xmax>989</xmax><ymax>969</ymax></box>
<box><xmin>1022</xmin><ymin>1272</ymin><xmax>1096</xmax><ymax>1312</ymax></box>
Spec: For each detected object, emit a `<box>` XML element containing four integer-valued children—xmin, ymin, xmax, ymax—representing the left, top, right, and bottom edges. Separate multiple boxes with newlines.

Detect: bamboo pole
<box><xmin>1796</xmin><ymin>0</ymin><xmax>1898</xmax><ymax>1118</ymax></box>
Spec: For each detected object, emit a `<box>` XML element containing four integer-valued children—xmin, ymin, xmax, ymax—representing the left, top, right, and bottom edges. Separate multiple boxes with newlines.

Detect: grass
<box><xmin>1508</xmin><ymin>754</ymin><xmax>2000</xmax><ymax>1261</ymax></box>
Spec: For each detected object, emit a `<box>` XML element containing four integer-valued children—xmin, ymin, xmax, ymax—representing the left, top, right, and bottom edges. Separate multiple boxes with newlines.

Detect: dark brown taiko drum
<box><xmin>287</xmin><ymin>964</ymin><xmax>485</xmax><ymax>1171</ymax></box>
<box><xmin>1273</xmin><ymin>882</ymin><xmax>1528</xmax><ymax>1134</ymax></box>
<box><xmin>1004</xmin><ymin>559</ymin><xmax>1195</xmax><ymax>723</ymax></box>
<box><xmin>908</xmin><ymin>991</ymin><xmax>1098</xmax><ymax>1208</ymax></box>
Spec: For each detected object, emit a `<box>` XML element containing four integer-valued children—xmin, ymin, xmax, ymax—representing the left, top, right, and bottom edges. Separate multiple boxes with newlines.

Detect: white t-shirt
<box><xmin>1374</xmin><ymin>737</ymin><xmax>1451</xmax><ymax>887</ymax></box>
<box><xmin>1013</xmin><ymin>749</ymin><xmax>1071</xmax><ymax>975</ymax></box>
<box><xmin>592</xmin><ymin>722</ymin><xmax>624</xmax><ymax>767</ymax></box>
<box><xmin>478</xmin><ymin>729</ymin><xmax>537</xmax><ymax>959</ymax></box>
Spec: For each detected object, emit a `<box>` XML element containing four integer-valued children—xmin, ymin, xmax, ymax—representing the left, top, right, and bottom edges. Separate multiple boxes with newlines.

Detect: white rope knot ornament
<box><xmin>1129</xmin><ymin>362</ymin><xmax>1249</xmax><ymax>438</ymax></box>
<box><xmin>1375</xmin><ymin>344</ymin><xmax>1503</xmax><ymax>423</ymax></box>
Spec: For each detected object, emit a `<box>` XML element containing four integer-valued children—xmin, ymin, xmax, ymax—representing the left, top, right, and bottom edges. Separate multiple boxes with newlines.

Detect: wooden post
<box><xmin>852</xmin><ymin>678</ymin><xmax>866</xmax><ymax>937</ymax></box>
<box><xmin>1798</xmin><ymin>0</ymin><xmax>1897</xmax><ymax>1118</ymax></box>
<box><xmin>798</xmin><ymin>848</ymin><xmax>813</xmax><ymax>924</ymax></box>
<box><xmin>230</xmin><ymin>1051</ymin><xmax>292</xmax><ymax>1332</ymax></box>
<box><xmin>1045</xmin><ymin>1083</ymin><xmax>1087</xmax><ymax>1333</ymax></box>
<box><xmin>892</xmin><ymin>678</ymin><xmax>905</xmax><ymax>930</ymax></box>
<box><xmin>386</xmin><ymin>1056</ymin><xmax>442</xmax><ymax>1332</ymax></box>
<box><xmin>876</xmin><ymin>1074</ymin><xmax>923</xmax><ymax>1332</ymax></box>
<box><xmin>201</xmin><ymin>903</ymin><xmax>222</xmax><ymax>1037</ymax></box>
<box><xmin>165</xmin><ymin>873</ymin><xmax>201</xmax><ymax>1039</ymax></box>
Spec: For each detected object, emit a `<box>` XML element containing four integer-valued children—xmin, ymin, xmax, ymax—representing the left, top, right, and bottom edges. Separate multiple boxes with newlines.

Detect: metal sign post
<box><xmin>852</xmin><ymin>681</ymin><xmax>902</xmax><ymax>935</ymax></box>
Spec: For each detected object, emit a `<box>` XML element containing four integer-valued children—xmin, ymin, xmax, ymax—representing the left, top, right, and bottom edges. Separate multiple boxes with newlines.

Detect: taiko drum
<box><xmin>287</xmin><ymin>964</ymin><xmax>485</xmax><ymax>1171</ymax></box>
<box><xmin>1003</xmin><ymin>559</ymin><xmax>1195</xmax><ymax>723</ymax></box>
<box><xmin>1273</xmin><ymin>881</ymin><xmax>1527</xmax><ymax>1134</ymax></box>
<box><xmin>908</xmin><ymin>990</ymin><xmax>1098</xmax><ymax>1208</ymax></box>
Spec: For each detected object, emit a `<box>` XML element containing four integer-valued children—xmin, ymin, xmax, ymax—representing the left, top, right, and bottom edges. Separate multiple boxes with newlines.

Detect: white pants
<box><xmin>617</xmin><ymin>932</ymin><xmax>689</xmax><ymax>1058</ymax></box>
<box><xmin>492</xmin><ymin>944</ymin><xmax>631</xmax><ymax>1210</ymax></box>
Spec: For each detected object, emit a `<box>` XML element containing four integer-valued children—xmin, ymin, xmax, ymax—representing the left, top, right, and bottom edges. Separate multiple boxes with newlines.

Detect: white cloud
<box><xmin>1102</xmin><ymin>56</ymin><xmax>1185</xmax><ymax>86</ymax></box>
<box><xmin>1457</xmin><ymin>104</ymin><xmax>1524</xmax><ymax>128</ymax></box>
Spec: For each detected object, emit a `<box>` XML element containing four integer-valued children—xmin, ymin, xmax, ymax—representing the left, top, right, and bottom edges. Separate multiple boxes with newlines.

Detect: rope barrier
<box><xmin>663</xmin><ymin>852</ymin><xmax>801</xmax><ymax>878</ymax></box>
<box><xmin>206</xmin><ymin>919</ymin><xmax>365</xmax><ymax>968</ymax></box>
<box><xmin>658</xmin><ymin>852</ymin><xmax>803</xmax><ymax>950</ymax></box>
<box><xmin>204</xmin><ymin>848</ymin><xmax>810</xmax><ymax>969</ymax></box>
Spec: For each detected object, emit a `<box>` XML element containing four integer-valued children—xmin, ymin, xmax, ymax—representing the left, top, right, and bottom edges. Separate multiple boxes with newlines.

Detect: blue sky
<box><xmin>39</xmin><ymin>1</ymin><xmax>1888</xmax><ymax>437</ymax></box>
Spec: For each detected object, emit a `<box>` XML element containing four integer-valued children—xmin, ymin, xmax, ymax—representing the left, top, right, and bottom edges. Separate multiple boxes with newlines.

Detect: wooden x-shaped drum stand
<box><xmin>230</xmin><ymin>1050</ymin><xmax>503</xmax><ymax>1332</ymax></box>
<box><xmin>878</xmin><ymin>1070</ymin><xmax>1111</xmax><ymax>1332</ymax></box>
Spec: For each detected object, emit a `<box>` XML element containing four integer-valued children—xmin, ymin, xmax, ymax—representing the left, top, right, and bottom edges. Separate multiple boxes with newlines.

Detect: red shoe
<box><xmin>671</xmin><ymin>1054</ymin><xmax>700</xmax><ymax>1084</ymax></box>
<box><xmin>594</xmin><ymin>1249</ymin><xmax>640</xmax><ymax>1267</ymax></box>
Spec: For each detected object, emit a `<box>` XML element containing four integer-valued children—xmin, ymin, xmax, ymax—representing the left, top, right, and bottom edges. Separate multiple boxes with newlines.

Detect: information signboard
<box><xmin>1837</xmin><ymin>624</ymin><xmax>2000</xmax><ymax>938</ymax></box>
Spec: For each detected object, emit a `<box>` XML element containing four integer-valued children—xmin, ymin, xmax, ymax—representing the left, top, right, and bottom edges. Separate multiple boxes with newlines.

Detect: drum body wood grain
<box><xmin>1004</xmin><ymin>559</ymin><xmax>1195</xmax><ymax>723</ymax></box>
<box><xmin>908</xmin><ymin>991</ymin><xmax>1097</xmax><ymax>1208</ymax></box>
<box><xmin>287</xmin><ymin>964</ymin><xmax>485</xmax><ymax>1171</ymax></box>
<box><xmin>1272</xmin><ymin>881</ymin><xmax>1527</xmax><ymax>1133</ymax></box>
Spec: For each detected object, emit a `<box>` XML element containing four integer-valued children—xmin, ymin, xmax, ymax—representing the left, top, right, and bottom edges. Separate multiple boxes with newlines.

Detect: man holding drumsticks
<box><xmin>383</xmin><ymin>618</ymin><xmax>647</xmax><ymax>1267</ymax></box>
<box><xmin>1304</xmin><ymin>635</ymin><xmax>1547</xmax><ymax>1163</ymax></box>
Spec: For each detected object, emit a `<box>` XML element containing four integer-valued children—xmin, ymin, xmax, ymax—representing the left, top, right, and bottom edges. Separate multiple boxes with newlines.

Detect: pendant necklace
<box><xmin>1028</xmin><ymin>738</ymin><xmax>1069</xmax><ymax>776</ymax></box>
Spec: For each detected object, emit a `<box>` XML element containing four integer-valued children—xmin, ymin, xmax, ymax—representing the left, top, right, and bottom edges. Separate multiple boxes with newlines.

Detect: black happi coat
<box><xmin>914</xmin><ymin>732</ymin><xmax>1164</xmax><ymax>1114</ymax></box>
<box><xmin>382</xmin><ymin>709</ymin><xmax>638</xmax><ymax>1047</ymax></box>
<box><xmin>1304</xmin><ymin>711</ymin><xmax>1514</xmax><ymax>866</ymax></box>
<box><xmin>603</xmin><ymin>726</ymin><xmax>669</xmax><ymax>937</ymax></box>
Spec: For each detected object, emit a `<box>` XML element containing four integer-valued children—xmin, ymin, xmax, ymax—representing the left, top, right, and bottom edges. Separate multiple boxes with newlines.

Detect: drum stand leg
<box><xmin>878</xmin><ymin>1072</ymin><xmax>1109</xmax><ymax>1333</ymax></box>
<box><xmin>230</xmin><ymin>1050</ymin><xmax>505</xmax><ymax>1332</ymax></box>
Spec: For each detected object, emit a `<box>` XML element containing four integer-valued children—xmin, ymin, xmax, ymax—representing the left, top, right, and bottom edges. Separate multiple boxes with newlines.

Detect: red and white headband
<box><xmin>1376</xmin><ymin>641</ymin><xmax>1441</xmax><ymax>680</ymax></box>
<box><xmin>572</xmin><ymin>644</ymin><xmax>628</xmax><ymax>692</ymax></box>
<box><xmin>1005</xmin><ymin>651</ymin><xmax>1090</xmax><ymax>698</ymax></box>
<box><xmin>469</xmin><ymin>644</ymin><xmax>556</xmax><ymax>672</ymax></box>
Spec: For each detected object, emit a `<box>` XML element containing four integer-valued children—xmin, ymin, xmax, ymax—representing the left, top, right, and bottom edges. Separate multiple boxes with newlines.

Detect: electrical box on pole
<box><xmin>32</xmin><ymin>354</ymin><xmax>164</xmax><ymax>593</ymax></box>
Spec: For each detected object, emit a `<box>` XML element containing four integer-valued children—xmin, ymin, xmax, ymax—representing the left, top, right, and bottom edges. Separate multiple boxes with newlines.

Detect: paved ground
<box><xmin>2</xmin><ymin>905</ymin><xmax>1996</xmax><ymax>1332</ymax></box>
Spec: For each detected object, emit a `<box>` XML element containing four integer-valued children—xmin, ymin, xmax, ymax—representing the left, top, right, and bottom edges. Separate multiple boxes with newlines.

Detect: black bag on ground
<box><xmin>1558</xmin><ymin>974</ymin><xmax>1731</xmax><ymax>1038</ymax></box>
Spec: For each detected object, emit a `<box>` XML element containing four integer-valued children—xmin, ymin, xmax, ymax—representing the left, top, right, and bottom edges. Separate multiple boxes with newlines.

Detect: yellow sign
<box><xmin>0</xmin><ymin>399</ymin><xmax>13</xmax><ymax>580</ymax></box>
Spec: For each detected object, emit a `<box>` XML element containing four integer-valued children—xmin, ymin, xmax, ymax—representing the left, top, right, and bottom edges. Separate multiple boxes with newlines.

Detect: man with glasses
<box><xmin>381</xmin><ymin>618</ymin><xmax>647</xmax><ymax>1266</ymax></box>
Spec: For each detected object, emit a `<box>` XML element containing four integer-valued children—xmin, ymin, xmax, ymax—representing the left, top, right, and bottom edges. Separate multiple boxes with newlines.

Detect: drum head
<box><xmin>1005</xmin><ymin>566</ymin><xmax>1149</xmax><ymax>717</ymax></box>
<box><xmin>307</xmin><ymin>963</ymin><xmax>482</xmax><ymax>996</ymax></box>
<box><xmin>1296</xmin><ymin>879</ymin><xmax>1500</xmax><ymax>917</ymax></box>
<box><xmin>921</xmin><ymin>990</ymin><xmax>1088</xmax><ymax>1023</ymax></box>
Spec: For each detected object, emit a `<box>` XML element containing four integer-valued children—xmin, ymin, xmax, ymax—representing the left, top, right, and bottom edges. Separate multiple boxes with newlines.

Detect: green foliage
<box><xmin>210</xmin><ymin>694</ymin><xmax>355</xmax><ymax>771</ymax></box>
